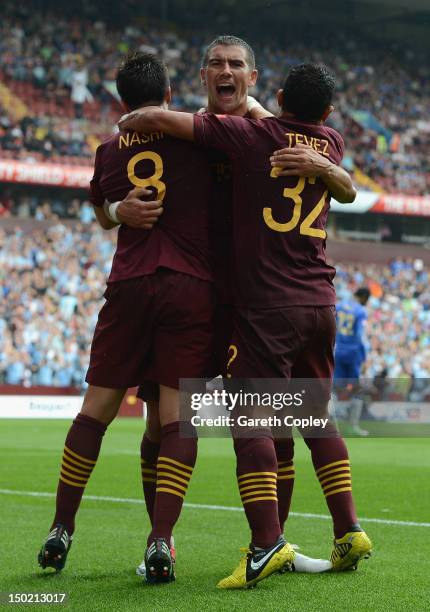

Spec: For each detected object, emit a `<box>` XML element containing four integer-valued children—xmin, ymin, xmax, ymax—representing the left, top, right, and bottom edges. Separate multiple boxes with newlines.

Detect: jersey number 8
<box><xmin>127</xmin><ymin>151</ymin><xmax>167</xmax><ymax>201</ymax></box>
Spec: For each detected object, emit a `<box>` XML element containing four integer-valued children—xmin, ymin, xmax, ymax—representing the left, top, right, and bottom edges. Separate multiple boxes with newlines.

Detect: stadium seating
<box><xmin>0</xmin><ymin>4</ymin><xmax>429</xmax><ymax>193</ymax></box>
<box><xmin>0</xmin><ymin>221</ymin><xmax>428</xmax><ymax>388</ymax></box>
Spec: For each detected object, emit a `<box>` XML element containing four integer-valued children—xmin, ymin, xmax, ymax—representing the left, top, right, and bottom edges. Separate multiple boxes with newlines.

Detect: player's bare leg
<box><xmin>38</xmin><ymin>385</ymin><xmax>126</xmax><ymax>571</ymax></box>
<box><xmin>143</xmin><ymin>385</ymin><xmax>196</xmax><ymax>584</ymax></box>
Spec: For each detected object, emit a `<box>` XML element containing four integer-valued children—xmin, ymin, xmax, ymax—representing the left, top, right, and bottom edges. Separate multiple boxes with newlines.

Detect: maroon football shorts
<box><xmin>86</xmin><ymin>269</ymin><xmax>216</xmax><ymax>390</ymax></box>
<box><xmin>227</xmin><ymin>306</ymin><xmax>335</xmax><ymax>395</ymax></box>
<box><xmin>136</xmin><ymin>301</ymin><xmax>233</xmax><ymax>401</ymax></box>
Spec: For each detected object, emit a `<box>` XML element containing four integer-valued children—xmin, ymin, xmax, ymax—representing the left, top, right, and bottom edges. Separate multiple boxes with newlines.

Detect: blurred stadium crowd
<box><xmin>1</xmin><ymin>222</ymin><xmax>429</xmax><ymax>389</ymax></box>
<box><xmin>0</xmin><ymin>2</ymin><xmax>429</xmax><ymax>194</ymax></box>
<box><xmin>1</xmin><ymin>2</ymin><xmax>429</xmax><ymax>392</ymax></box>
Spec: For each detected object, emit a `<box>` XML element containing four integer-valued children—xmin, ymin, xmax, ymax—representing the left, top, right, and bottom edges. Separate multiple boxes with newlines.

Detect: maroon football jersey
<box><xmin>90</xmin><ymin>130</ymin><xmax>212</xmax><ymax>283</ymax></box>
<box><xmin>194</xmin><ymin>114</ymin><xmax>342</xmax><ymax>308</ymax></box>
<box><xmin>206</xmin><ymin>146</ymin><xmax>234</xmax><ymax>304</ymax></box>
<box><xmin>204</xmin><ymin>111</ymin><xmax>252</xmax><ymax>305</ymax></box>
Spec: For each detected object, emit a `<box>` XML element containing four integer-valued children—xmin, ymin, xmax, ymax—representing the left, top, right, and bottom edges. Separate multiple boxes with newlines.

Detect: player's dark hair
<box><xmin>281</xmin><ymin>63</ymin><xmax>335</xmax><ymax>122</ymax></box>
<box><xmin>201</xmin><ymin>35</ymin><xmax>255</xmax><ymax>69</ymax></box>
<box><xmin>355</xmin><ymin>287</ymin><xmax>371</xmax><ymax>302</ymax></box>
<box><xmin>116</xmin><ymin>52</ymin><xmax>170</xmax><ymax>110</ymax></box>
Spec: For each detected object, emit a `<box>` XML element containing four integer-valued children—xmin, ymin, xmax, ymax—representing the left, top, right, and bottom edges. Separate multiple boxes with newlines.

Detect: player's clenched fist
<box><xmin>117</xmin><ymin>187</ymin><xmax>163</xmax><ymax>229</ymax></box>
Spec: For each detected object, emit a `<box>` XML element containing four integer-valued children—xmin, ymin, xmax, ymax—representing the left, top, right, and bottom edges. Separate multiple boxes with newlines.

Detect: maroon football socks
<box><xmin>234</xmin><ymin>435</ymin><xmax>282</xmax><ymax>549</ymax></box>
<box><xmin>147</xmin><ymin>422</ymin><xmax>197</xmax><ymax>545</ymax></box>
<box><xmin>274</xmin><ymin>438</ymin><xmax>295</xmax><ymax>532</ymax></box>
<box><xmin>51</xmin><ymin>413</ymin><xmax>107</xmax><ymax>535</ymax></box>
<box><xmin>140</xmin><ymin>434</ymin><xmax>160</xmax><ymax>524</ymax></box>
<box><xmin>303</xmin><ymin>423</ymin><xmax>358</xmax><ymax>538</ymax></box>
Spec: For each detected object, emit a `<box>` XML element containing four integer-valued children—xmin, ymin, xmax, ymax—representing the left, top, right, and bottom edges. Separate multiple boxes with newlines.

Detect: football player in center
<box><xmin>120</xmin><ymin>61</ymin><xmax>372</xmax><ymax>587</ymax></box>
<box><xmin>124</xmin><ymin>36</ymin><xmax>356</xmax><ymax>580</ymax></box>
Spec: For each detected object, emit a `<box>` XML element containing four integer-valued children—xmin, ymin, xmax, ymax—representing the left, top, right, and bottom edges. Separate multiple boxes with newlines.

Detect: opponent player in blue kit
<box><xmin>334</xmin><ymin>287</ymin><xmax>371</xmax><ymax>436</ymax></box>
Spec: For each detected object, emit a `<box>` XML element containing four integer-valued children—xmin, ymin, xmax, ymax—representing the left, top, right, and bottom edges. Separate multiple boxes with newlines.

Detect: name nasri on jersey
<box><xmin>119</xmin><ymin>131</ymin><xmax>164</xmax><ymax>149</ymax></box>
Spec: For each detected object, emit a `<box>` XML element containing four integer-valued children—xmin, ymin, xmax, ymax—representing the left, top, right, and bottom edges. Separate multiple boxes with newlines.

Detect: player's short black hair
<box><xmin>281</xmin><ymin>63</ymin><xmax>336</xmax><ymax>122</ymax></box>
<box><xmin>116</xmin><ymin>51</ymin><xmax>170</xmax><ymax>110</ymax></box>
<box><xmin>355</xmin><ymin>287</ymin><xmax>371</xmax><ymax>302</ymax></box>
<box><xmin>201</xmin><ymin>35</ymin><xmax>255</xmax><ymax>69</ymax></box>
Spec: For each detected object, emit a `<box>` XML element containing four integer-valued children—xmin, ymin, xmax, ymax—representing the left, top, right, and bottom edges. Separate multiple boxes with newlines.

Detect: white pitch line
<box><xmin>1</xmin><ymin>488</ymin><xmax>429</xmax><ymax>528</ymax></box>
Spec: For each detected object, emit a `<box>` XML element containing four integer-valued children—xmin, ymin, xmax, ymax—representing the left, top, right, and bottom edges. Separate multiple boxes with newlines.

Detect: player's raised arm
<box><xmin>270</xmin><ymin>144</ymin><xmax>356</xmax><ymax>203</ymax></box>
<box><xmin>119</xmin><ymin>108</ymin><xmax>195</xmax><ymax>141</ymax></box>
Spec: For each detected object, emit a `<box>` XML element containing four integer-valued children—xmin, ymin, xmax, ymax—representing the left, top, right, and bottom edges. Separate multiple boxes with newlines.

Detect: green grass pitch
<box><xmin>0</xmin><ymin>419</ymin><xmax>429</xmax><ymax>611</ymax></box>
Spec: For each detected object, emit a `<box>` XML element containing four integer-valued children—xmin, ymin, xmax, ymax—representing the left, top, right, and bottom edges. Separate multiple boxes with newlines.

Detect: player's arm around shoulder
<box><xmin>119</xmin><ymin>107</ymin><xmax>194</xmax><ymax>141</ymax></box>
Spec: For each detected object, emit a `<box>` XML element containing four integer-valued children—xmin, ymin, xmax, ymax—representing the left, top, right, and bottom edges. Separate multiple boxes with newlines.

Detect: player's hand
<box><xmin>117</xmin><ymin>187</ymin><xmax>163</xmax><ymax>229</ymax></box>
<box><xmin>270</xmin><ymin>143</ymin><xmax>332</xmax><ymax>178</ymax></box>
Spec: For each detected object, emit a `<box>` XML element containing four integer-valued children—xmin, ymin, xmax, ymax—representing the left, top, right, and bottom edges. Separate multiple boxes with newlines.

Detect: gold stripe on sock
<box><xmin>156</xmin><ymin>487</ymin><xmax>185</xmax><ymax>499</ymax></box>
<box><xmin>157</xmin><ymin>470</ymin><xmax>190</xmax><ymax>486</ymax></box>
<box><xmin>323</xmin><ymin>479</ymin><xmax>352</xmax><ymax>494</ymax></box>
<box><xmin>156</xmin><ymin>479</ymin><xmax>188</xmax><ymax>493</ymax></box>
<box><xmin>238</xmin><ymin>471</ymin><xmax>277</xmax><ymax>481</ymax></box>
<box><xmin>60</xmin><ymin>467</ymin><xmax>89</xmax><ymax>482</ymax></box>
<box><xmin>241</xmin><ymin>487</ymin><xmax>277</xmax><ymax>500</ymax></box>
<box><xmin>62</xmin><ymin>452</ymin><xmax>93</xmax><ymax>472</ymax></box>
<box><xmin>319</xmin><ymin>469</ymin><xmax>351</xmax><ymax>486</ymax></box>
<box><xmin>141</xmin><ymin>468</ymin><xmax>157</xmax><ymax>475</ymax></box>
<box><xmin>242</xmin><ymin>495</ymin><xmax>278</xmax><ymax>504</ymax></box>
<box><xmin>238</xmin><ymin>476</ymin><xmax>277</xmax><ymax>487</ymax></box>
<box><xmin>64</xmin><ymin>445</ymin><xmax>97</xmax><ymax>465</ymax></box>
<box><xmin>60</xmin><ymin>475</ymin><xmax>86</xmax><ymax>487</ymax></box>
<box><xmin>316</xmin><ymin>459</ymin><xmax>349</xmax><ymax>477</ymax></box>
<box><xmin>157</xmin><ymin>462</ymin><xmax>192</xmax><ymax>479</ymax></box>
<box><xmin>142</xmin><ymin>477</ymin><xmax>157</xmax><ymax>483</ymax></box>
<box><xmin>62</xmin><ymin>459</ymin><xmax>92</xmax><ymax>476</ymax></box>
<box><xmin>158</xmin><ymin>456</ymin><xmax>193</xmax><ymax>473</ymax></box>
<box><xmin>277</xmin><ymin>474</ymin><xmax>295</xmax><ymax>481</ymax></box>
<box><xmin>278</xmin><ymin>466</ymin><xmax>295</xmax><ymax>474</ymax></box>
<box><xmin>239</xmin><ymin>482</ymin><xmax>277</xmax><ymax>493</ymax></box>
<box><xmin>325</xmin><ymin>486</ymin><xmax>352</xmax><ymax>497</ymax></box>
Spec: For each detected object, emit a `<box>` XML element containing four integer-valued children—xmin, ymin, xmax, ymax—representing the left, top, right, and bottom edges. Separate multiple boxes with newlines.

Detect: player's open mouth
<box><xmin>216</xmin><ymin>84</ymin><xmax>236</xmax><ymax>99</ymax></box>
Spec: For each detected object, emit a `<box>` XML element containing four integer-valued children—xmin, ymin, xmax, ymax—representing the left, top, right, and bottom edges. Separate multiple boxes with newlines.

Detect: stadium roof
<box><xmin>33</xmin><ymin>0</ymin><xmax>430</xmax><ymax>47</ymax></box>
<box><xmin>134</xmin><ymin>0</ymin><xmax>430</xmax><ymax>47</ymax></box>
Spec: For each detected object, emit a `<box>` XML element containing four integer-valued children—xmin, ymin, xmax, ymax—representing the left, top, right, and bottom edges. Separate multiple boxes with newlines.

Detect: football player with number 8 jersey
<box><xmin>38</xmin><ymin>52</ymin><xmax>215</xmax><ymax>582</ymax></box>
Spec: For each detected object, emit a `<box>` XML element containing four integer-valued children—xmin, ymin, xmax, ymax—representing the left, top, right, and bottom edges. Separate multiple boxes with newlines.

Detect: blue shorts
<box><xmin>334</xmin><ymin>352</ymin><xmax>362</xmax><ymax>382</ymax></box>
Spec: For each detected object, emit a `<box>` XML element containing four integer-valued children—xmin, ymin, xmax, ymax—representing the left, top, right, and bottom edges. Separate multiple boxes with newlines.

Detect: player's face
<box><xmin>201</xmin><ymin>45</ymin><xmax>258</xmax><ymax>116</ymax></box>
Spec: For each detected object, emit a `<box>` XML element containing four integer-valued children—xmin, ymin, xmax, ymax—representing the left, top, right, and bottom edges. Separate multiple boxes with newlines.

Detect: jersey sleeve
<box><xmin>89</xmin><ymin>145</ymin><xmax>105</xmax><ymax>207</ymax></box>
<box><xmin>193</xmin><ymin>113</ymin><xmax>257</xmax><ymax>156</ymax></box>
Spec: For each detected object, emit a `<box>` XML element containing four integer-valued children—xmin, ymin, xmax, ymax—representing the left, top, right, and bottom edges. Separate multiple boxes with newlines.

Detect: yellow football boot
<box><xmin>331</xmin><ymin>530</ymin><xmax>372</xmax><ymax>571</ymax></box>
<box><xmin>217</xmin><ymin>537</ymin><xmax>295</xmax><ymax>589</ymax></box>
